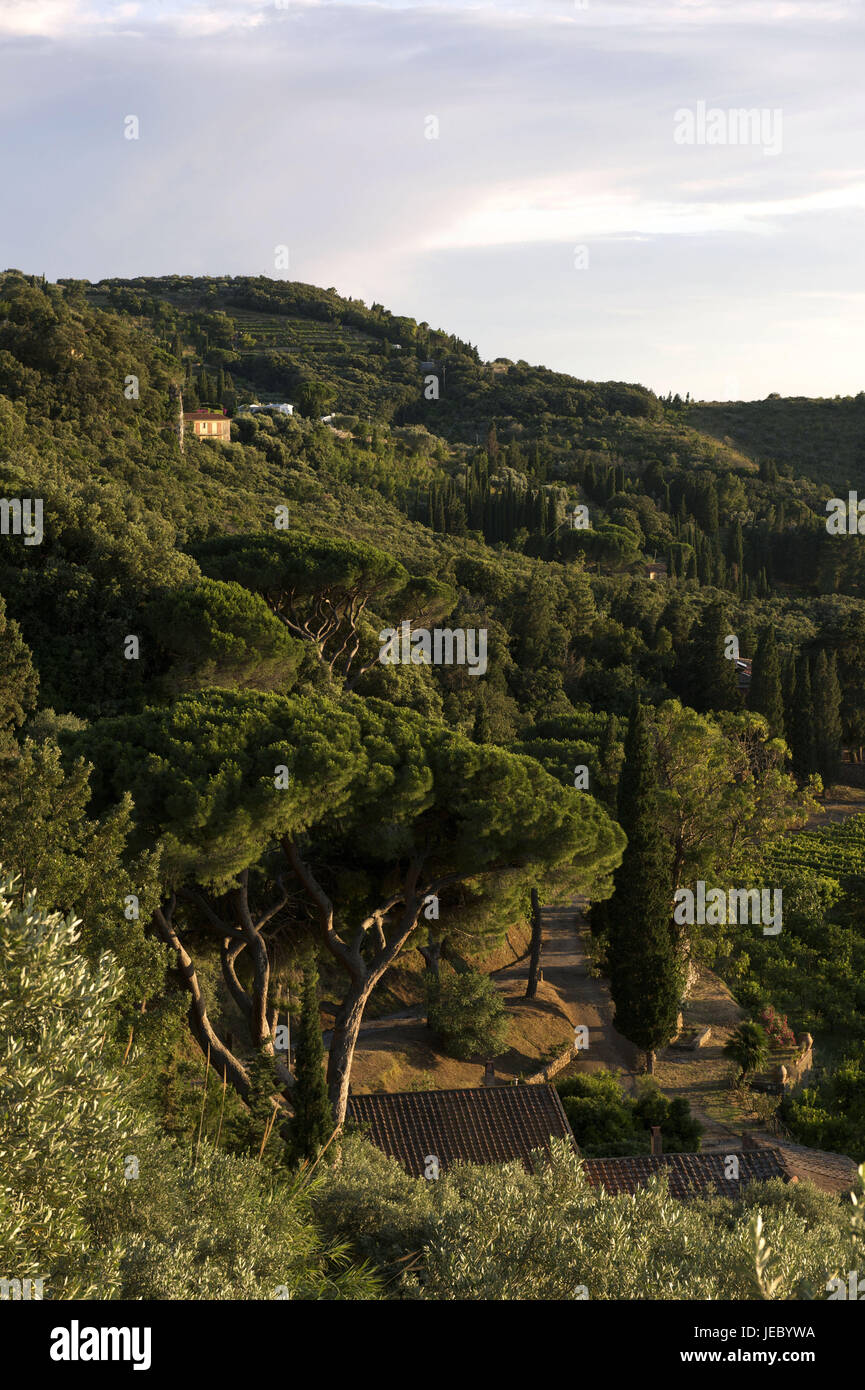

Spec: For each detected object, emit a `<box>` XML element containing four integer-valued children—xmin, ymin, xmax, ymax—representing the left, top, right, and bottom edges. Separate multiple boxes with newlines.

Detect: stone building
<box><xmin>182</xmin><ymin>408</ymin><xmax>231</xmax><ymax>442</ymax></box>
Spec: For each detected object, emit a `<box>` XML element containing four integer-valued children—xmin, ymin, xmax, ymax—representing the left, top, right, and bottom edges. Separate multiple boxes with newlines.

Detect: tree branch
<box><xmin>282</xmin><ymin>836</ymin><xmax>362</xmax><ymax>976</ymax></box>
<box><xmin>153</xmin><ymin>898</ymin><xmax>251</xmax><ymax>1102</ymax></box>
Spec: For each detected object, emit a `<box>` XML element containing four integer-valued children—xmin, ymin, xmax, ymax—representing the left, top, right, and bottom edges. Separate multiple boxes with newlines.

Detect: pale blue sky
<box><xmin>1</xmin><ymin>0</ymin><xmax>863</xmax><ymax>401</ymax></box>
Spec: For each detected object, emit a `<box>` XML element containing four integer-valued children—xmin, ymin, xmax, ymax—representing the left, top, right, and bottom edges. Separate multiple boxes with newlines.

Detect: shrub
<box><xmin>311</xmin><ymin>1133</ymin><xmax>863</xmax><ymax>1301</ymax></box>
<box><xmin>760</xmin><ymin>1006</ymin><xmax>797</xmax><ymax>1051</ymax></box>
<box><xmin>724</xmin><ymin>1021</ymin><xmax>770</xmax><ymax>1079</ymax></box>
<box><xmin>556</xmin><ymin>1074</ymin><xmax>701</xmax><ymax>1155</ymax></box>
<box><xmin>424</xmin><ymin>967</ymin><xmax>509</xmax><ymax>1061</ymax></box>
<box><xmin>0</xmin><ymin>875</ymin><xmax>377</xmax><ymax>1300</ymax></box>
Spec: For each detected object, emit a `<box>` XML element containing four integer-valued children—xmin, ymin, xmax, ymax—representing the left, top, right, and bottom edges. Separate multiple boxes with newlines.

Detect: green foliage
<box><xmin>683</xmin><ymin>601</ymin><xmax>742</xmax><ymax>713</ymax></box>
<box><xmin>724</xmin><ymin>1021</ymin><xmax>770</xmax><ymax>1079</ymax></box>
<box><xmin>0</xmin><ymin>738</ymin><xmax>165</xmax><ymax>1039</ymax></box>
<box><xmin>143</xmin><ymin>577</ymin><xmax>305</xmax><ymax>695</ymax></box>
<box><xmin>0</xmin><ymin>594</ymin><xmax>37</xmax><ymax>753</ymax></box>
<box><xmin>286</xmin><ymin>957</ymin><xmax>334</xmax><ymax>1165</ymax></box>
<box><xmin>606</xmin><ymin>705</ymin><xmax>681</xmax><ymax>1062</ymax></box>
<box><xmin>555</xmin><ymin>1073</ymin><xmax>701</xmax><ymax>1155</ymax></box>
<box><xmin>750</xmin><ymin>626</ymin><xmax>785</xmax><ymax>738</ymax></box>
<box><xmin>0</xmin><ymin>874</ymin><xmax>137</xmax><ymax>1297</ymax></box>
<box><xmin>424</xmin><ymin>966</ymin><xmax>509</xmax><ymax>1061</ymax></box>
<box><xmin>6</xmin><ymin>271</ymin><xmax>865</xmax><ymax>1294</ymax></box>
<box><xmin>311</xmin><ymin>1133</ymin><xmax>861</xmax><ymax>1300</ymax></box>
<box><xmin>72</xmin><ymin>689</ymin><xmax>364</xmax><ymax>889</ymax></box>
<box><xmin>783</xmin><ymin>1049</ymin><xmax>865</xmax><ymax>1160</ymax></box>
<box><xmin>0</xmin><ymin>875</ymin><xmax>377</xmax><ymax>1300</ymax></box>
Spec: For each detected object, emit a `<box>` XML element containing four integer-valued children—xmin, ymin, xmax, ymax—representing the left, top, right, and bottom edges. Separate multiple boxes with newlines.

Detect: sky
<box><xmin>1</xmin><ymin>0</ymin><xmax>863</xmax><ymax>401</ymax></box>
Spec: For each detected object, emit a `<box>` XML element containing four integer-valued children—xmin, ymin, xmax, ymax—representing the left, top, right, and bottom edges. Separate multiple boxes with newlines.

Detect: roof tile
<box><xmin>348</xmin><ymin>1084</ymin><xmax>575</xmax><ymax>1176</ymax></box>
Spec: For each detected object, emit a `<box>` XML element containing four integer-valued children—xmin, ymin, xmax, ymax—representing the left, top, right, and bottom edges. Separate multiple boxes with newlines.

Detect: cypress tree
<box><xmin>790</xmin><ymin>651</ymin><xmax>816</xmax><ymax>781</ymax></box>
<box><xmin>472</xmin><ymin>696</ymin><xmax>492</xmax><ymax>744</ymax></box>
<box><xmin>749</xmin><ymin>626</ymin><xmax>785</xmax><ymax>738</ymax></box>
<box><xmin>686</xmin><ymin>601</ymin><xmax>741</xmax><ymax>712</ymax></box>
<box><xmin>606</xmin><ymin>705</ymin><xmax>681</xmax><ymax>1074</ymax></box>
<box><xmin>727</xmin><ymin>520</ymin><xmax>744</xmax><ymax>595</ymax></box>
<box><xmin>286</xmin><ymin>957</ymin><xmax>334</xmax><ymax>1166</ymax></box>
<box><xmin>486</xmin><ymin>421</ymin><xmax>499</xmax><ymax>464</ymax></box>
<box><xmin>597</xmin><ymin>711</ymin><xmax>621</xmax><ymax>811</ymax></box>
<box><xmin>781</xmin><ymin>650</ymin><xmax>797</xmax><ymax>734</ymax></box>
<box><xmin>812</xmin><ymin>650</ymin><xmax>843</xmax><ymax>788</ymax></box>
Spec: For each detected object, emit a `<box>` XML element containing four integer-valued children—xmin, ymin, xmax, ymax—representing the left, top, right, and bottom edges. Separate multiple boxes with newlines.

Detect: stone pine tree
<box><xmin>286</xmin><ymin>956</ymin><xmax>334</xmax><ymax>1166</ymax></box>
<box><xmin>790</xmin><ymin>651</ymin><xmax>816</xmax><ymax>781</ymax></box>
<box><xmin>749</xmin><ymin>626</ymin><xmax>785</xmax><ymax>738</ymax></box>
<box><xmin>606</xmin><ymin>704</ymin><xmax>681</xmax><ymax>1074</ymax></box>
<box><xmin>812</xmin><ymin>650</ymin><xmax>843</xmax><ymax>788</ymax></box>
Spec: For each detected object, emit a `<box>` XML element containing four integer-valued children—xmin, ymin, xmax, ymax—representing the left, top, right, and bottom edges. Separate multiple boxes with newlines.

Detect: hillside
<box><xmin>688</xmin><ymin>395</ymin><xmax>865</xmax><ymax>490</ymax></box>
<box><xmin>1</xmin><ymin>270</ymin><xmax>864</xmax><ymax>1310</ymax></box>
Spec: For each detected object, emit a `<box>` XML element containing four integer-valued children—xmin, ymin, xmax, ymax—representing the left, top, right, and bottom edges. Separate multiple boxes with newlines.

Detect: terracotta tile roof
<box><xmin>183</xmin><ymin>409</ymin><xmax>227</xmax><ymax>420</ymax></box>
<box><xmin>753</xmin><ymin>1138</ymin><xmax>861</xmax><ymax>1196</ymax></box>
<box><xmin>582</xmin><ymin>1149</ymin><xmax>790</xmax><ymax>1200</ymax></box>
<box><xmin>347</xmin><ymin>1085</ymin><xmax>576</xmax><ymax>1176</ymax></box>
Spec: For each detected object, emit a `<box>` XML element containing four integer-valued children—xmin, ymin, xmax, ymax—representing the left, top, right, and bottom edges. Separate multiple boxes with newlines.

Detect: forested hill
<box><xmin>2</xmin><ymin>269</ymin><xmax>865</xmax><ymax>737</ymax></box>
<box><xmin>3</xmin><ymin>267</ymin><xmax>865</xmax><ymax>1261</ymax></box>
<box><xmin>688</xmin><ymin>395</ymin><xmax>865</xmax><ymax>490</ymax></box>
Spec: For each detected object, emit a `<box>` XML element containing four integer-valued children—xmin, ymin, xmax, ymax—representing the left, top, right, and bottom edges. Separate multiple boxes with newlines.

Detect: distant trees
<box><xmin>297</xmin><ymin>381</ymin><xmax>335</xmax><ymax>418</ymax></box>
<box><xmin>0</xmin><ymin>595</ymin><xmax>37</xmax><ymax>753</ymax></box>
<box><xmin>194</xmin><ymin>531</ymin><xmax>454</xmax><ymax>687</ymax></box>
<box><xmin>749</xmin><ymin>627</ymin><xmax>785</xmax><ymax>739</ymax></box>
<box><xmin>812</xmin><ymin>650</ymin><xmax>843</xmax><ymax>786</ymax></box>
<box><xmin>606</xmin><ymin>704</ymin><xmax>681</xmax><ymax>1073</ymax></box>
<box><xmin>788</xmin><ymin>647</ymin><xmax>843</xmax><ymax>787</ymax></box>
<box><xmin>790</xmin><ymin>650</ymin><xmax>815</xmax><ymax>781</ymax></box>
<box><xmin>682</xmin><ymin>601</ymin><xmax>741</xmax><ymax>713</ymax></box>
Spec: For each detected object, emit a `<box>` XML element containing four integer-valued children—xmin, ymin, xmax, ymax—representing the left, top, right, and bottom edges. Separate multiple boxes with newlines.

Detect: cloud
<box><xmin>419</xmin><ymin>178</ymin><xmax>865</xmax><ymax>250</ymax></box>
<box><xmin>1</xmin><ymin>0</ymin><xmax>864</xmax><ymax>397</ymax></box>
<box><xmin>0</xmin><ymin>0</ymin><xmax>857</xmax><ymax>40</ymax></box>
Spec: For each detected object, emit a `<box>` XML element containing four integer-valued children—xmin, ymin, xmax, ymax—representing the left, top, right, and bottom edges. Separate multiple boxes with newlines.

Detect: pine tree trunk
<box><xmin>419</xmin><ymin>939</ymin><xmax>441</xmax><ymax>978</ymax></box>
<box><xmin>327</xmin><ymin>981</ymin><xmax>376</xmax><ymax>1127</ymax></box>
<box><xmin>525</xmin><ymin>888</ymin><xmax>542</xmax><ymax>999</ymax></box>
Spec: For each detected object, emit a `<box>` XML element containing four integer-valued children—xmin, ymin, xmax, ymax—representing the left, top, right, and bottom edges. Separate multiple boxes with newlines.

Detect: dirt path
<box><xmin>804</xmin><ymin>782</ymin><xmax>865</xmax><ymax>827</ymax></box>
<box><xmin>531</xmin><ymin>903</ymin><xmax>639</xmax><ymax>1091</ymax></box>
<box><xmin>343</xmin><ymin>899</ymin><xmax>638</xmax><ymax>1093</ymax></box>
